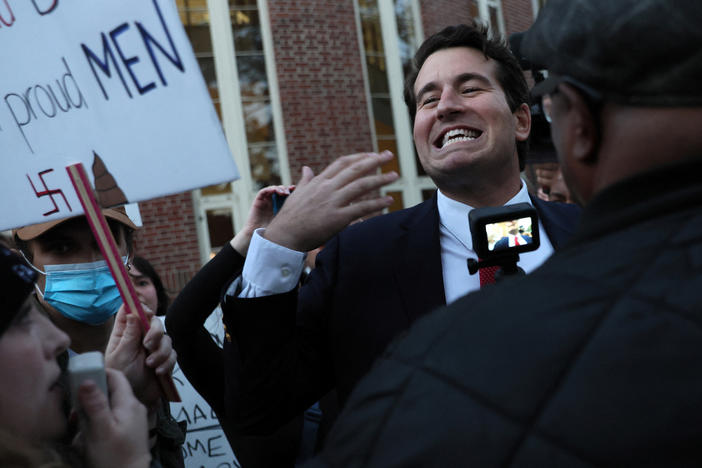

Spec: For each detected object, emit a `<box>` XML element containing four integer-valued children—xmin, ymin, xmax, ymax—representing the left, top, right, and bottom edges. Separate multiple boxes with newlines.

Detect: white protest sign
<box><xmin>0</xmin><ymin>0</ymin><xmax>239</xmax><ymax>231</ymax></box>
<box><xmin>163</xmin><ymin>313</ymin><xmax>241</xmax><ymax>468</ymax></box>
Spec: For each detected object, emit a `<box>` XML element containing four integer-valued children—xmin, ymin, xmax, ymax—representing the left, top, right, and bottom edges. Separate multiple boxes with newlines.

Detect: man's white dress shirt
<box><xmin>233</xmin><ymin>182</ymin><xmax>554</xmax><ymax>304</ymax></box>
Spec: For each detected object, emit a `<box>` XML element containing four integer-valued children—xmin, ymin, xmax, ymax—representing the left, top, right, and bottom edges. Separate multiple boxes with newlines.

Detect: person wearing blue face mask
<box><xmin>13</xmin><ymin>207</ymin><xmax>186</xmax><ymax>468</ymax></box>
<box><xmin>14</xmin><ymin>208</ymin><xmax>137</xmax><ymax>353</ymax></box>
<box><xmin>29</xmin><ymin>255</ymin><xmax>128</xmax><ymax>326</ymax></box>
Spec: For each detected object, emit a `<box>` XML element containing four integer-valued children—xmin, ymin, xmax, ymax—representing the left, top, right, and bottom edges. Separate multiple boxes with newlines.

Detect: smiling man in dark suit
<box><xmin>306</xmin><ymin>0</ymin><xmax>702</xmax><ymax>466</ymax></box>
<box><xmin>220</xmin><ymin>20</ymin><xmax>581</xmax><ymax>449</ymax></box>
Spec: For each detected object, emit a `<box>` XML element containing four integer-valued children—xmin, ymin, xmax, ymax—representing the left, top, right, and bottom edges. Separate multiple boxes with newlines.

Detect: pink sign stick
<box><xmin>66</xmin><ymin>162</ymin><xmax>180</xmax><ymax>402</ymax></box>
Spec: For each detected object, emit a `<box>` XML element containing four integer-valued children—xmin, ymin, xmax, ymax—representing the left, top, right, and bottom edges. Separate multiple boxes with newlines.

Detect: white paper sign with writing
<box><xmin>0</xmin><ymin>0</ymin><xmax>239</xmax><ymax>231</ymax></box>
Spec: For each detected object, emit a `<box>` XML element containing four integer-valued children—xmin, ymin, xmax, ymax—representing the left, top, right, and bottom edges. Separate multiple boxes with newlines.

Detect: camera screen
<box><xmin>485</xmin><ymin>217</ymin><xmax>534</xmax><ymax>251</ymax></box>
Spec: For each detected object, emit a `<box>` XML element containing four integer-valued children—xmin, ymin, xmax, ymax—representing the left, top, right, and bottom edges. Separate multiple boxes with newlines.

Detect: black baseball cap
<box><xmin>0</xmin><ymin>246</ymin><xmax>37</xmax><ymax>337</ymax></box>
<box><xmin>522</xmin><ymin>0</ymin><xmax>702</xmax><ymax>106</ymax></box>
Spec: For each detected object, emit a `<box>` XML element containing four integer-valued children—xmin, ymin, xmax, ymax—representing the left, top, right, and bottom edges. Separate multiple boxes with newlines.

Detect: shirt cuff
<box><xmin>238</xmin><ymin>228</ymin><xmax>305</xmax><ymax>297</ymax></box>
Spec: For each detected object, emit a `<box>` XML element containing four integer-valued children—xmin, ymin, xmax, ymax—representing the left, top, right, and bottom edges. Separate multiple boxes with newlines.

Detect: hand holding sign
<box><xmin>105</xmin><ymin>304</ymin><xmax>177</xmax><ymax>406</ymax></box>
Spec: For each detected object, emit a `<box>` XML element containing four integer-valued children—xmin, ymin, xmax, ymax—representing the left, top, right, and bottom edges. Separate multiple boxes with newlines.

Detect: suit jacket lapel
<box><xmin>393</xmin><ymin>196</ymin><xmax>446</xmax><ymax>325</ymax></box>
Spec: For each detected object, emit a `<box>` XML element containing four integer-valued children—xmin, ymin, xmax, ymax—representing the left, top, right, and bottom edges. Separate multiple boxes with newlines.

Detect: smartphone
<box><xmin>68</xmin><ymin>351</ymin><xmax>108</xmax><ymax>410</ymax></box>
<box><xmin>272</xmin><ymin>192</ymin><xmax>288</xmax><ymax>215</ymax></box>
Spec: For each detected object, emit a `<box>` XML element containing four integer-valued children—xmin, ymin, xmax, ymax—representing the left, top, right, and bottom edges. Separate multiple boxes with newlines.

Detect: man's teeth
<box><xmin>442</xmin><ymin>128</ymin><xmax>480</xmax><ymax>148</ymax></box>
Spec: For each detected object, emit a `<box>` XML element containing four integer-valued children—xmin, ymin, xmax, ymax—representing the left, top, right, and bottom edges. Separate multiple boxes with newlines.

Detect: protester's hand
<box><xmin>534</xmin><ymin>162</ymin><xmax>560</xmax><ymax>200</ymax></box>
<box><xmin>231</xmin><ymin>185</ymin><xmax>293</xmax><ymax>255</ymax></box>
<box><xmin>263</xmin><ymin>151</ymin><xmax>398</xmax><ymax>252</ymax></box>
<box><xmin>105</xmin><ymin>305</ymin><xmax>176</xmax><ymax>406</ymax></box>
<box><xmin>78</xmin><ymin>368</ymin><xmax>151</xmax><ymax>468</ymax></box>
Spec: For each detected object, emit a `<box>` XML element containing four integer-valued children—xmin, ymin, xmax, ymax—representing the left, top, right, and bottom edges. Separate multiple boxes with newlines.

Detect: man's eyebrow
<box><xmin>415</xmin><ymin>72</ymin><xmax>493</xmax><ymax>104</ymax></box>
<box><xmin>415</xmin><ymin>82</ymin><xmax>439</xmax><ymax>104</ymax></box>
<box><xmin>455</xmin><ymin>72</ymin><xmax>492</xmax><ymax>87</ymax></box>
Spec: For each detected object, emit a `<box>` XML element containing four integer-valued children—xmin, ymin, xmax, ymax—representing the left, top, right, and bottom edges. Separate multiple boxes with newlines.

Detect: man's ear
<box><xmin>558</xmin><ymin>84</ymin><xmax>599</xmax><ymax>164</ymax></box>
<box><xmin>513</xmin><ymin>102</ymin><xmax>531</xmax><ymax>142</ymax></box>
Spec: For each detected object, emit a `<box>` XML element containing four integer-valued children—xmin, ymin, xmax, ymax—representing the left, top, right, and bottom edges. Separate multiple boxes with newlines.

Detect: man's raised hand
<box><xmin>263</xmin><ymin>151</ymin><xmax>398</xmax><ymax>252</ymax></box>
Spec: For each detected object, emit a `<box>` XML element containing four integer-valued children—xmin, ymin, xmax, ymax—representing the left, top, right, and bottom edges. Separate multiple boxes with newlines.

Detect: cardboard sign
<box><xmin>0</xmin><ymin>0</ymin><xmax>239</xmax><ymax>231</ymax></box>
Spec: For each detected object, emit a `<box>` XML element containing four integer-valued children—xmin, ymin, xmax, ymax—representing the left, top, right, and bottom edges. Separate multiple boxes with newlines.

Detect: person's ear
<box><xmin>513</xmin><ymin>102</ymin><xmax>531</xmax><ymax>142</ymax></box>
<box><xmin>558</xmin><ymin>84</ymin><xmax>599</xmax><ymax>164</ymax></box>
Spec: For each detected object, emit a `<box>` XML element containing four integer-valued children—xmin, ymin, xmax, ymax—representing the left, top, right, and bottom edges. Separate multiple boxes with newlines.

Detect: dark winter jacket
<box><xmin>310</xmin><ymin>159</ymin><xmax>702</xmax><ymax>468</ymax></box>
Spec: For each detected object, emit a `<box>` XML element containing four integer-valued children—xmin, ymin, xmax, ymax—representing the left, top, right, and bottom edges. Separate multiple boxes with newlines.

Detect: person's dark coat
<box><xmin>166</xmin><ymin>245</ymin><xmax>303</xmax><ymax>468</ymax></box>
<box><xmin>308</xmin><ymin>160</ymin><xmax>702</xmax><ymax>467</ymax></box>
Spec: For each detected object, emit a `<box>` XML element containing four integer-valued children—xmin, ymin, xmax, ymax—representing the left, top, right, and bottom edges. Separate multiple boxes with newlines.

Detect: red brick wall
<box><xmin>133</xmin><ymin>192</ymin><xmax>201</xmax><ymax>299</ymax></box>
<box><xmin>502</xmin><ymin>0</ymin><xmax>535</xmax><ymax>35</ymax></box>
<box><xmin>419</xmin><ymin>0</ymin><xmax>479</xmax><ymax>37</ymax></box>
<box><xmin>266</xmin><ymin>0</ymin><xmax>374</xmax><ymax>177</ymax></box>
<box><xmin>420</xmin><ymin>0</ymin><xmax>533</xmax><ymax>38</ymax></box>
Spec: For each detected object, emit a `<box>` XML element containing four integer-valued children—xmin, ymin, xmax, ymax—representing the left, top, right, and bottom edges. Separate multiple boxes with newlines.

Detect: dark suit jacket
<box><xmin>223</xmin><ymin>194</ymin><xmax>580</xmax><ymax>437</ymax></box>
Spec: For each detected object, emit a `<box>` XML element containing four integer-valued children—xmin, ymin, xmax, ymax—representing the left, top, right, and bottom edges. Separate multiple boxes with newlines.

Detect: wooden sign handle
<box><xmin>66</xmin><ymin>162</ymin><xmax>180</xmax><ymax>402</ymax></box>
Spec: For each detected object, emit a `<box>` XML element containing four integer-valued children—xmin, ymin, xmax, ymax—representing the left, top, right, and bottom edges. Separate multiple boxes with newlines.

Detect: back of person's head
<box><xmin>404</xmin><ymin>22</ymin><xmax>530</xmax><ymax>169</ymax></box>
<box><xmin>0</xmin><ymin>245</ymin><xmax>37</xmax><ymax>337</ymax></box>
<box><xmin>521</xmin><ymin>0</ymin><xmax>702</xmax><ymax>202</ymax></box>
<box><xmin>523</xmin><ymin>0</ymin><xmax>702</xmax><ymax>109</ymax></box>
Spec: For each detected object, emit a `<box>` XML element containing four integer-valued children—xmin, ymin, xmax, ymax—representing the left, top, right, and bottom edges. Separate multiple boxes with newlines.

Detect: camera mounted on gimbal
<box><xmin>467</xmin><ymin>203</ymin><xmax>539</xmax><ymax>282</ymax></box>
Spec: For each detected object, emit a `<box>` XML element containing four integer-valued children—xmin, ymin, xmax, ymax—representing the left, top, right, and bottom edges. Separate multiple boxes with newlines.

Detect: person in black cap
<box><xmin>0</xmin><ymin>245</ymin><xmax>153</xmax><ymax>467</ymax></box>
<box><xmin>12</xmin><ymin>209</ymin><xmax>185</xmax><ymax>467</ymax></box>
<box><xmin>304</xmin><ymin>0</ymin><xmax>702</xmax><ymax>466</ymax></box>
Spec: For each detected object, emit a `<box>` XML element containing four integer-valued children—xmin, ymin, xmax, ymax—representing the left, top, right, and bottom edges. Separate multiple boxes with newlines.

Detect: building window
<box><xmin>177</xmin><ymin>0</ymin><xmax>288</xmax><ymax>261</ymax></box>
<box><xmin>177</xmin><ymin>0</ymin><xmax>231</xmax><ymax>200</ymax></box>
<box><xmin>229</xmin><ymin>0</ymin><xmax>281</xmax><ymax>189</ymax></box>
<box><xmin>358</xmin><ymin>0</ymin><xmax>398</xmax><ymax>167</ymax></box>
<box><xmin>206</xmin><ymin>208</ymin><xmax>235</xmax><ymax>253</ymax></box>
<box><xmin>477</xmin><ymin>0</ymin><xmax>506</xmax><ymax>36</ymax></box>
<box><xmin>356</xmin><ymin>0</ymin><xmax>434</xmax><ymax>210</ymax></box>
<box><xmin>178</xmin><ymin>1</ymin><xmax>220</xmax><ymax>117</ymax></box>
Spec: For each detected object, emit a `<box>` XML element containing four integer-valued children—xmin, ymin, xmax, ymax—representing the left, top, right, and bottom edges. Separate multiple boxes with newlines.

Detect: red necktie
<box><xmin>514</xmin><ymin>235</ymin><xmax>521</xmax><ymax>246</ymax></box>
<box><xmin>479</xmin><ymin>261</ymin><xmax>499</xmax><ymax>287</ymax></box>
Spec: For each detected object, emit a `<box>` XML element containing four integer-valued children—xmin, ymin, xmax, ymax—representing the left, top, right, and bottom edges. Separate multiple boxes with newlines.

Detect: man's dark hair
<box><xmin>131</xmin><ymin>256</ymin><xmax>169</xmax><ymax>316</ymax></box>
<box><xmin>403</xmin><ymin>22</ymin><xmax>530</xmax><ymax>170</ymax></box>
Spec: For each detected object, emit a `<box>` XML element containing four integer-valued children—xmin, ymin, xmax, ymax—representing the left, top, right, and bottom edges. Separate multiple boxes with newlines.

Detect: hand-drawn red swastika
<box><xmin>27</xmin><ymin>169</ymin><xmax>72</xmax><ymax>216</ymax></box>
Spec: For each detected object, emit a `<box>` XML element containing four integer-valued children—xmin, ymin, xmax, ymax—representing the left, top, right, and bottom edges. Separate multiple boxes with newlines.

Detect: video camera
<box><xmin>467</xmin><ymin>203</ymin><xmax>539</xmax><ymax>282</ymax></box>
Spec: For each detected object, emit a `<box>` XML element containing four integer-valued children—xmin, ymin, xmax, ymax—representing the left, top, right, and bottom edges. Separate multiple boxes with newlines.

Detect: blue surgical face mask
<box><xmin>29</xmin><ymin>258</ymin><xmax>124</xmax><ymax>326</ymax></box>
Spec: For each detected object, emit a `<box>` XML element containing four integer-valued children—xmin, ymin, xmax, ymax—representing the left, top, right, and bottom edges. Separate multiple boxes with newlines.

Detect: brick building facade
<box><xmin>136</xmin><ymin>0</ymin><xmax>540</xmax><ymax>298</ymax></box>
